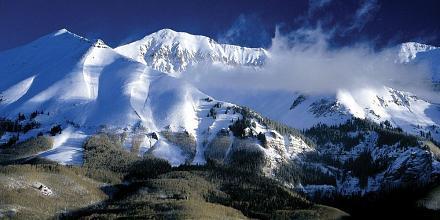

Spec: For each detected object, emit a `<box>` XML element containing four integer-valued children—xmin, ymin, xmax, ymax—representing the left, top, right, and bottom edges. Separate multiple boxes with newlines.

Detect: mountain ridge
<box><xmin>115</xmin><ymin>28</ymin><xmax>268</xmax><ymax>74</ymax></box>
<box><xmin>0</xmin><ymin>28</ymin><xmax>439</xmax><ymax>200</ymax></box>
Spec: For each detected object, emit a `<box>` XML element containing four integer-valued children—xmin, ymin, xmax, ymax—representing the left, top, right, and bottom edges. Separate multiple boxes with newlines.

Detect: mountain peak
<box><xmin>140</xmin><ymin>28</ymin><xmax>216</xmax><ymax>48</ymax></box>
<box><xmin>146</xmin><ymin>28</ymin><xmax>206</xmax><ymax>40</ymax></box>
<box><xmin>93</xmin><ymin>39</ymin><xmax>110</xmax><ymax>48</ymax></box>
<box><xmin>49</xmin><ymin>28</ymin><xmax>86</xmax><ymax>40</ymax></box>
<box><xmin>116</xmin><ymin>29</ymin><xmax>268</xmax><ymax>73</ymax></box>
<box><xmin>34</xmin><ymin>29</ymin><xmax>113</xmax><ymax>50</ymax></box>
<box><xmin>154</xmin><ymin>28</ymin><xmax>178</xmax><ymax>36</ymax></box>
<box><xmin>398</xmin><ymin>42</ymin><xmax>438</xmax><ymax>63</ymax></box>
<box><xmin>53</xmin><ymin>28</ymin><xmax>70</xmax><ymax>36</ymax></box>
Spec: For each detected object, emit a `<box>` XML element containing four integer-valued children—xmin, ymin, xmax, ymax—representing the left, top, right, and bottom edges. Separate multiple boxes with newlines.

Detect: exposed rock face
<box><xmin>382</xmin><ymin>148</ymin><xmax>433</xmax><ymax>187</ymax></box>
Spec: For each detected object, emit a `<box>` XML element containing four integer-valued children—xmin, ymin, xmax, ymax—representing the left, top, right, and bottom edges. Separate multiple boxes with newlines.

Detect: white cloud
<box><xmin>217</xmin><ymin>14</ymin><xmax>270</xmax><ymax>47</ymax></box>
<box><xmin>347</xmin><ymin>0</ymin><xmax>380</xmax><ymax>32</ymax></box>
<box><xmin>184</xmin><ymin>27</ymin><xmax>436</xmax><ymax>102</ymax></box>
<box><xmin>308</xmin><ymin>0</ymin><xmax>333</xmax><ymax>14</ymax></box>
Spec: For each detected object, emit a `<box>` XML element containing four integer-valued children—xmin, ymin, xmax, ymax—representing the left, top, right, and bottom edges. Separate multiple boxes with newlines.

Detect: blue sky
<box><xmin>0</xmin><ymin>0</ymin><xmax>439</xmax><ymax>51</ymax></box>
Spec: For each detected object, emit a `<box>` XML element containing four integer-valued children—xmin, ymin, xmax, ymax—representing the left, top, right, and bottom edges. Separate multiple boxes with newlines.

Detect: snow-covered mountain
<box><xmin>397</xmin><ymin>42</ymin><xmax>440</xmax><ymax>83</ymax></box>
<box><xmin>115</xmin><ymin>30</ymin><xmax>440</xmax><ymax>143</ymax></box>
<box><xmin>209</xmin><ymin>86</ymin><xmax>440</xmax><ymax>143</ymax></box>
<box><xmin>113</xmin><ymin>30</ymin><xmax>440</xmax><ymax>194</ymax></box>
<box><xmin>115</xmin><ymin>29</ymin><xmax>267</xmax><ymax>75</ymax></box>
<box><xmin>0</xmin><ymin>29</ymin><xmax>297</xmax><ymax>169</ymax></box>
<box><xmin>397</xmin><ymin>42</ymin><xmax>438</xmax><ymax>63</ymax></box>
<box><xmin>0</xmin><ymin>29</ymin><xmax>439</xmax><ymax>198</ymax></box>
<box><xmin>0</xmin><ymin>29</ymin><xmax>203</xmax><ymax>163</ymax></box>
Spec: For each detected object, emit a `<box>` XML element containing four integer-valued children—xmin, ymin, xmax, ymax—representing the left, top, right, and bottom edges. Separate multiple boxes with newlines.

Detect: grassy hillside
<box><xmin>0</xmin><ymin>164</ymin><xmax>106</xmax><ymax>219</ymax></box>
<box><xmin>0</xmin><ymin>136</ymin><xmax>53</xmax><ymax>164</ymax></box>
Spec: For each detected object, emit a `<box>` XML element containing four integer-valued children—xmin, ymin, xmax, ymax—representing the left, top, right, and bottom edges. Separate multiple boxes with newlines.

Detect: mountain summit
<box><xmin>115</xmin><ymin>29</ymin><xmax>267</xmax><ymax>74</ymax></box>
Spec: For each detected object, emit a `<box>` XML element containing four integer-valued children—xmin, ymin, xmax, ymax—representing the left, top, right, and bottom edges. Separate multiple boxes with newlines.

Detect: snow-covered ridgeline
<box><xmin>115</xmin><ymin>29</ymin><xmax>267</xmax><ymax>74</ymax></box>
<box><xmin>397</xmin><ymin>42</ymin><xmax>440</xmax><ymax>83</ymax></box>
<box><xmin>397</xmin><ymin>42</ymin><xmax>438</xmax><ymax>63</ymax></box>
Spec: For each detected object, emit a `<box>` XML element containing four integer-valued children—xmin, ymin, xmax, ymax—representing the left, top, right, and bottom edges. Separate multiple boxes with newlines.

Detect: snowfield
<box><xmin>37</xmin><ymin>127</ymin><xmax>87</xmax><ymax>165</ymax></box>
